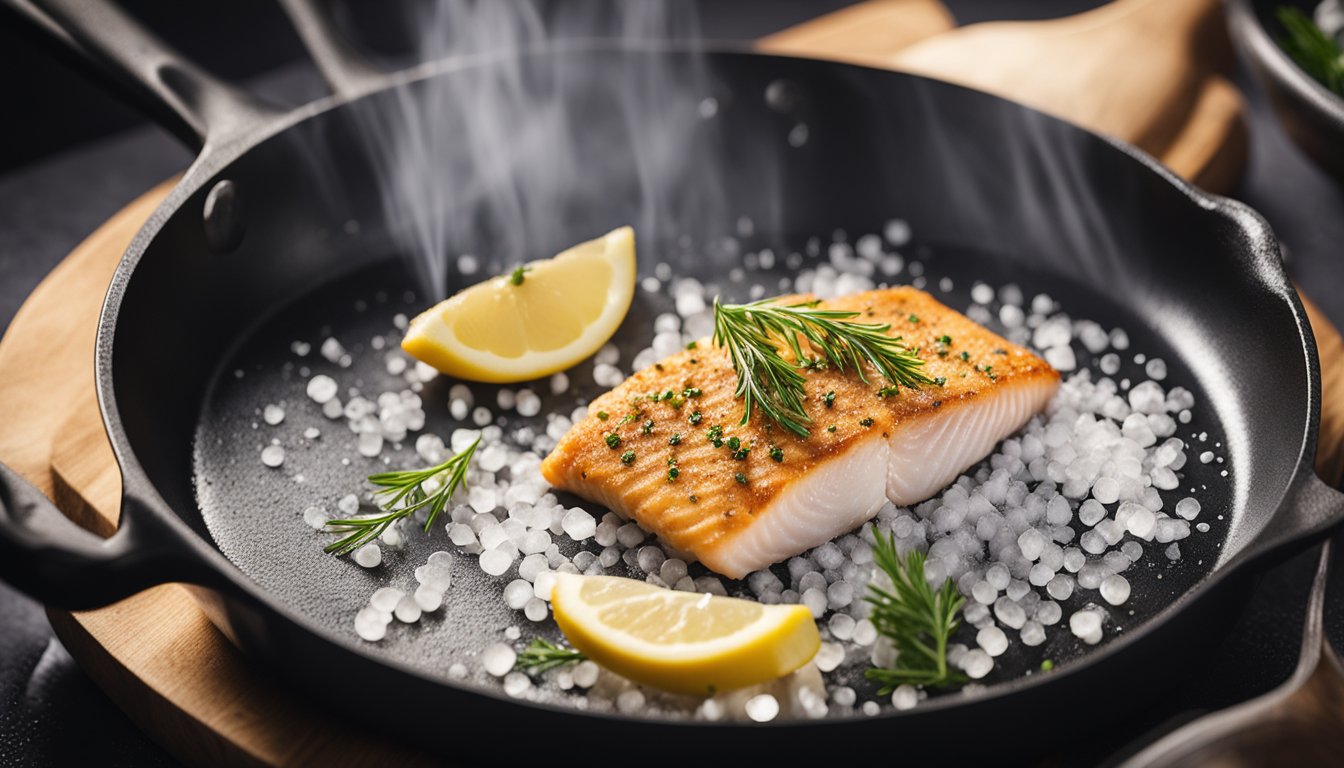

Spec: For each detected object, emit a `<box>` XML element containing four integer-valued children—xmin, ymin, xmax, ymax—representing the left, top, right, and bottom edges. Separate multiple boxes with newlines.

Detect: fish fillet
<box><xmin>541</xmin><ymin>287</ymin><xmax>1059</xmax><ymax>579</ymax></box>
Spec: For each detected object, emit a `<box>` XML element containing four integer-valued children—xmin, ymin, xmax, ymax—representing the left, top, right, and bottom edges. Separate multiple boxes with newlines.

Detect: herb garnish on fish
<box><xmin>711</xmin><ymin>297</ymin><xmax>932</xmax><ymax>437</ymax></box>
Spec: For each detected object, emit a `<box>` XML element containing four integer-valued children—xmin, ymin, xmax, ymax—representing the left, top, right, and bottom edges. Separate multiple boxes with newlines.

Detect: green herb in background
<box><xmin>323</xmin><ymin>438</ymin><xmax>479</xmax><ymax>556</ymax></box>
<box><xmin>516</xmin><ymin>638</ymin><xmax>587</xmax><ymax>673</ymax></box>
<box><xmin>1278</xmin><ymin>6</ymin><xmax>1344</xmax><ymax>97</ymax></box>
<box><xmin>864</xmin><ymin>525</ymin><xmax>967</xmax><ymax>692</ymax></box>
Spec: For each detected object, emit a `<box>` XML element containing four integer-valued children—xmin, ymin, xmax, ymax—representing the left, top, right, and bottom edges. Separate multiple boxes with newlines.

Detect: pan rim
<box><xmin>91</xmin><ymin>42</ymin><xmax>1320</xmax><ymax>725</ymax></box>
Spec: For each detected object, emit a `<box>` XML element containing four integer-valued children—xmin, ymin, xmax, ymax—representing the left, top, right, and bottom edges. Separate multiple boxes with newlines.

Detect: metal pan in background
<box><xmin>0</xmin><ymin>0</ymin><xmax>1342</xmax><ymax>760</ymax></box>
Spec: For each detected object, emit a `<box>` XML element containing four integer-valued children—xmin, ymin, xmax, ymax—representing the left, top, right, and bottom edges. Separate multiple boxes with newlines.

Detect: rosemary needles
<box><xmin>323</xmin><ymin>437</ymin><xmax>480</xmax><ymax>556</ymax></box>
<box><xmin>712</xmin><ymin>297</ymin><xmax>931</xmax><ymax>437</ymax></box>
<box><xmin>515</xmin><ymin>638</ymin><xmax>587</xmax><ymax>673</ymax></box>
<box><xmin>864</xmin><ymin>525</ymin><xmax>967</xmax><ymax>692</ymax></box>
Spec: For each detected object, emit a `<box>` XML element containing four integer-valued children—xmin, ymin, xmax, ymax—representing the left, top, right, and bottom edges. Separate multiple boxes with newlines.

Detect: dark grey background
<box><xmin>1</xmin><ymin>1</ymin><xmax>1342</xmax><ymax>765</ymax></box>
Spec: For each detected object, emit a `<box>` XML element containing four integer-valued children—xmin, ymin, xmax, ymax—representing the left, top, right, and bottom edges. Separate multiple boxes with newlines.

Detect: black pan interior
<box><xmin>105</xmin><ymin>48</ymin><xmax>1309</xmax><ymax>717</ymax></box>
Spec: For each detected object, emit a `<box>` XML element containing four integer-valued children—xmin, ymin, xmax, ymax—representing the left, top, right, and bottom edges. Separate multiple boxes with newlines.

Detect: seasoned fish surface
<box><xmin>541</xmin><ymin>288</ymin><xmax>1059</xmax><ymax>578</ymax></box>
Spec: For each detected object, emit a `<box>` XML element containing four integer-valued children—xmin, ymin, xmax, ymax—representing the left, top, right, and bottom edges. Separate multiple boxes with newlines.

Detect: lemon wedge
<box><xmin>402</xmin><ymin>226</ymin><xmax>636</xmax><ymax>382</ymax></box>
<box><xmin>550</xmin><ymin>573</ymin><xmax>820</xmax><ymax>696</ymax></box>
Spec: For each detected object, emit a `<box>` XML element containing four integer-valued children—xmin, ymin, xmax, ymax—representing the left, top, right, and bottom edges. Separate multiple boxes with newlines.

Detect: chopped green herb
<box><xmin>823</xmin><ymin>390</ymin><xmax>836</xmax><ymax>408</ymax></box>
<box><xmin>735</xmin><ymin>472</ymin><xmax>748</xmax><ymax>485</ymax></box>
<box><xmin>689</xmin><ymin>411</ymin><xmax>703</xmax><ymax>425</ymax></box>
<box><xmin>860</xmin><ymin>417</ymin><xmax>874</xmax><ymax>427</ymax></box>
<box><xmin>1040</xmin><ymin>659</ymin><xmax>1054</xmax><ymax>672</ymax></box>
<box><xmin>937</xmin><ymin>335</ymin><xmax>952</xmax><ymax>345</ymax></box>
<box><xmin>508</xmin><ymin>265</ymin><xmax>530</xmax><ymax>286</ymax></box>
<box><xmin>933</xmin><ymin>376</ymin><xmax>947</xmax><ymax>387</ymax></box>
<box><xmin>642</xmin><ymin>419</ymin><xmax>655</xmax><ymax>435</ymax></box>
<box><xmin>770</xmin><ymin>446</ymin><xmax>784</xmax><ymax>462</ymax></box>
<box><xmin>619</xmin><ymin>412</ymin><xmax>639</xmax><ymax>425</ymax></box>
<box><xmin>827</xmin><ymin>425</ymin><xmax>837</xmax><ymax>433</ymax></box>
<box><xmin>668</xmin><ymin>433</ymin><xmax>682</xmax><ymax>446</ymax></box>
<box><xmin>620</xmin><ymin>450</ymin><xmax>636</xmax><ymax>465</ymax></box>
<box><xmin>959</xmin><ymin>351</ymin><xmax>970</xmax><ymax>362</ymax></box>
<box><xmin>689</xmin><ymin>494</ymin><xmax>699</xmax><ymax>503</ymax></box>
<box><xmin>667</xmin><ymin>466</ymin><xmax>680</xmax><ymax>482</ymax></box>
<box><xmin>706</xmin><ymin>425</ymin><xmax>724</xmax><ymax>447</ymax></box>
<box><xmin>727</xmin><ymin>436</ymin><xmax>741</xmax><ymax>451</ymax></box>
<box><xmin>683</xmin><ymin>387</ymin><xmax>702</xmax><ymax>399</ymax></box>
<box><xmin>604</xmin><ymin>433</ymin><xmax>621</xmax><ymax>449</ymax></box>
<box><xmin>686</xmin><ymin>340</ymin><xmax>699</xmax><ymax>350</ymax></box>
<box><xmin>596</xmin><ymin>411</ymin><xmax>609</xmax><ymax>421</ymax></box>
<box><xmin>877</xmin><ymin>385</ymin><xmax>899</xmax><ymax>398</ymax></box>
<box><xmin>801</xmin><ymin>356</ymin><xmax>828</xmax><ymax>372</ymax></box>
<box><xmin>907</xmin><ymin>313</ymin><xmax>920</xmax><ymax>324</ymax></box>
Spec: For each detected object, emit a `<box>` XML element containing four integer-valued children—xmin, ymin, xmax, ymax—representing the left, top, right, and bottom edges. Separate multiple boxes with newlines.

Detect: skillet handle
<box><xmin>1</xmin><ymin>0</ymin><xmax>283</xmax><ymax>149</ymax></box>
<box><xmin>0</xmin><ymin>463</ymin><xmax>206</xmax><ymax>610</ymax></box>
<box><xmin>1237</xmin><ymin>471</ymin><xmax>1344</xmax><ymax>566</ymax></box>
<box><xmin>277</xmin><ymin>0</ymin><xmax>388</xmax><ymax>98</ymax></box>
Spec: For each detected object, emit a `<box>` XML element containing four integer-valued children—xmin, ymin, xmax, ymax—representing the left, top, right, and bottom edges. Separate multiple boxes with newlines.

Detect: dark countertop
<box><xmin>1</xmin><ymin>1</ymin><xmax>1342</xmax><ymax>765</ymax></box>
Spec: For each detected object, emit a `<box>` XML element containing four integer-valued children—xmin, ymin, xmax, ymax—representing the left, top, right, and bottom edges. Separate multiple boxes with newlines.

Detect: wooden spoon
<box><xmin>757</xmin><ymin>0</ymin><xmax>955</xmax><ymax>65</ymax></box>
<box><xmin>762</xmin><ymin>0</ymin><xmax>1248</xmax><ymax>192</ymax></box>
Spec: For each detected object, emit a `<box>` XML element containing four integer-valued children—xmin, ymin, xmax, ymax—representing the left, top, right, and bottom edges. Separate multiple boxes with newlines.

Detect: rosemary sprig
<box><xmin>711</xmin><ymin>297</ymin><xmax>931</xmax><ymax>437</ymax></box>
<box><xmin>515</xmin><ymin>638</ymin><xmax>586</xmax><ymax>673</ymax></box>
<box><xmin>1277</xmin><ymin>6</ymin><xmax>1344</xmax><ymax>97</ymax></box>
<box><xmin>323</xmin><ymin>437</ymin><xmax>480</xmax><ymax>556</ymax></box>
<box><xmin>863</xmin><ymin>525</ymin><xmax>967</xmax><ymax>692</ymax></box>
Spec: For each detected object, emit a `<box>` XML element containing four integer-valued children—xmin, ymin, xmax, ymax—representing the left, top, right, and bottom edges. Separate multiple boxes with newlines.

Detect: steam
<box><xmin>348</xmin><ymin>0</ymin><xmax>724</xmax><ymax>300</ymax></box>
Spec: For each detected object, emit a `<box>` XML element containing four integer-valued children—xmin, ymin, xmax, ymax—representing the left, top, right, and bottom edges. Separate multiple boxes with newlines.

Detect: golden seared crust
<box><xmin>540</xmin><ymin>287</ymin><xmax>1059</xmax><ymax>563</ymax></box>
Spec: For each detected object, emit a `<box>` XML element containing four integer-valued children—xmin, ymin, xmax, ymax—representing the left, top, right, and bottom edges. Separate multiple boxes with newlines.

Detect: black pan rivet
<box><xmin>203</xmin><ymin>179</ymin><xmax>245</xmax><ymax>254</ymax></box>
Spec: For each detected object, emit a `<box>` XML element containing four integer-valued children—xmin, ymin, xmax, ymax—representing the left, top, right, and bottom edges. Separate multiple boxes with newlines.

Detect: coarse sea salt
<box><xmin>286</xmin><ymin>219</ymin><xmax>1219</xmax><ymax>720</ymax></box>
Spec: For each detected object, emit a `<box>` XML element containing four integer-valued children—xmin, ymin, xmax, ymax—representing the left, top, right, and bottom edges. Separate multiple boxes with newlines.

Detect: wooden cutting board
<box><xmin>0</xmin><ymin>2</ymin><xmax>1329</xmax><ymax>764</ymax></box>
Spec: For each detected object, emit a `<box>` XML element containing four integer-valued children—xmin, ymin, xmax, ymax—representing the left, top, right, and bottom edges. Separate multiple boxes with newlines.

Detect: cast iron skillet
<box><xmin>2</xmin><ymin>0</ymin><xmax>1344</xmax><ymax>760</ymax></box>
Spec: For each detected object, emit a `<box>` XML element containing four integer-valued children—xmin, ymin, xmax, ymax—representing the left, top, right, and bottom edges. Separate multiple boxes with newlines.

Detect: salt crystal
<box><xmin>348</xmin><ymin>543</ymin><xmax>381</xmax><ymax>568</ymax></box>
<box><xmin>815</xmin><ymin>642</ymin><xmax>846</xmax><ymax>672</ymax></box>
<box><xmin>260</xmin><ymin>445</ymin><xmax>285</xmax><ymax>467</ymax></box>
<box><xmin>370</xmin><ymin>587</ymin><xmax>404</xmax><ymax>612</ymax></box>
<box><xmin>479</xmin><ymin>547</ymin><xmax>514</xmax><ymax>576</ymax></box>
<box><xmin>394</xmin><ymin>595</ymin><xmax>422</xmax><ymax>623</ymax></box>
<box><xmin>1020</xmin><ymin>620</ymin><xmax>1046</xmax><ymax>646</ymax></box>
<box><xmin>303</xmin><ymin>507</ymin><xmax>328</xmax><ymax>529</ymax></box>
<box><xmin>1069</xmin><ymin>606</ymin><xmax>1104</xmax><ymax>644</ymax></box>
<box><xmin>503</xmin><ymin>672</ymin><xmax>531</xmax><ymax>698</ymax></box>
<box><xmin>414</xmin><ymin>584</ymin><xmax>444</xmax><ymax>612</ymax></box>
<box><xmin>573</xmin><ymin>661</ymin><xmax>600</xmax><ymax>688</ymax></box>
<box><xmin>1100</xmin><ymin>574</ymin><xmax>1131</xmax><ymax>605</ymax></box>
<box><xmin>523</xmin><ymin>597</ymin><xmax>548</xmax><ymax>622</ymax></box>
<box><xmin>852</xmin><ymin>619</ymin><xmax>878</xmax><ymax>646</ymax></box>
<box><xmin>481</xmin><ymin>643</ymin><xmax>516</xmax><ymax>677</ymax></box>
<box><xmin>745</xmin><ymin>694</ymin><xmax>780</xmax><ymax>722</ymax></box>
<box><xmin>357</xmin><ymin>433</ymin><xmax>383</xmax><ymax>458</ymax></box>
<box><xmin>1175</xmin><ymin>497</ymin><xmax>1201</xmax><ymax>520</ymax></box>
<box><xmin>977</xmin><ymin>625</ymin><xmax>1008</xmax><ymax>657</ymax></box>
<box><xmin>561</xmin><ymin>508</ymin><xmax>596</xmax><ymax>540</ymax></box>
<box><xmin>504</xmin><ymin>579</ymin><xmax>534</xmax><ymax>610</ymax></box>
<box><xmin>960</xmin><ymin>649</ymin><xmax>993</xmax><ymax>679</ymax></box>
